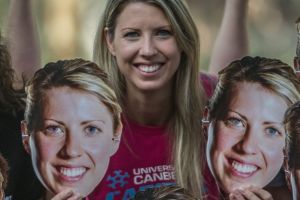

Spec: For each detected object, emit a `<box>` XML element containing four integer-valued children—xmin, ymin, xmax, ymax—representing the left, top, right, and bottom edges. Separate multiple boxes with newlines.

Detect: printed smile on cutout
<box><xmin>231</xmin><ymin>160</ymin><xmax>258</xmax><ymax>174</ymax></box>
<box><xmin>59</xmin><ymin>166</ymin><xmax>87</xmax><ymax>178</ymax></box>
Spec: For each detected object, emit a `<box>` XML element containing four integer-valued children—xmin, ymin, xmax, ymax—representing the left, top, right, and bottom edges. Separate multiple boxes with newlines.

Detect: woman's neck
<box><xmin>125</xmin><ymin>87</ymin><xmax>173</xmax><ymax>126</ymax></box>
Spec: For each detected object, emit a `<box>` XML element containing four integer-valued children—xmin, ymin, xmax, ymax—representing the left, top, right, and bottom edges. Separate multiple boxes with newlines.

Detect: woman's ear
<box><xmin>110</xmin><ymin>121</ymin><xmax>123</xmax><ymax>156</ymax></box>
<box><xmin>21</xmin><ymin>120</ymin><xmax>31</xmax><ymax>155</ymax></box>
<box><xmin>104</xmin><ymin>27</ymin><xmax>116</xmax><ymax>56</ymax></box>
<box><xmin>202</xmin><ymin>106</ymin><xmax>210</xmax><ymax>131</ymax></box>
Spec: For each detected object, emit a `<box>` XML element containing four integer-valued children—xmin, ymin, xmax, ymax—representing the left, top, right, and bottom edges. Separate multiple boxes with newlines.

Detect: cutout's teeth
<box><xmin>232</xmin><ymin>160</ymin><xmax>257</xmax><ymax>173</ymax></box>
<box><xmin>60</xmin><ymin>167</ymin><xmax>86</xmax><ymax>177</ymax></box>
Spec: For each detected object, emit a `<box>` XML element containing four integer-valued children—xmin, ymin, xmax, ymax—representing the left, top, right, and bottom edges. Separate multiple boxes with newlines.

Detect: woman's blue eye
<box><xmin>225</xmin><ymin>118</ymin><xmax>245</xmax><ymax>128</ymax></box>
<box><xmin>124</xmin><ymin>31</ymin><xmax>139</xmax><ymax>39</ymax></box>
<box><xmin>45</xmin><ymin>125</ymin><xmax>64</xmax><ymax>136</ymax></box>
<box><xmin>266</xmin><ymin>127</ymin><xmax>281</xmax><ymax>137</ymax></box>
<box><xmin>85</xmin><ymin>126</ymin><xmax>102</xmax><ymax>136</ymax></box>
<box><xmin>157</xmin><ymin>30</ymin><xmax>172</xmax><ymax>38</ymax></box>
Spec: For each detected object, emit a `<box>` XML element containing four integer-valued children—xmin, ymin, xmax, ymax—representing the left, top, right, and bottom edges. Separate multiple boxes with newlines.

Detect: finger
<box><xmin>247</xmin><ymin>186</ymin><xmax>273</xmax><ymax>200</ymax></box>
<box><xmin>240</xmin><ymin>190</ymin><xmax>260</xmax><ymax>200</ymax></box>
<box><xmin>51</xmin><ymin>189</ymin><xmax>74</xmax><ymax>200</ymax></box>
<box><xmin>67</xmin><ymin>193</ymin><xmax>83</xmax><ymax>200</ymax></box>
<box><xmin>229</xmin><ymin>190</ymin><xmax>246</xmax><ymax>200</ymax></box>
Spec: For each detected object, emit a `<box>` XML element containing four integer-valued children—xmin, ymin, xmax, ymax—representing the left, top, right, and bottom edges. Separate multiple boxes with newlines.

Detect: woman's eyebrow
<box><xmin>263</xmin><ymin>121</ymin><xmax>284</xmax><ymax>127</ymax></box>
<box><xmin>43</xmin><ymin>118</ymin><xmax>65</xmax><ymax>126</ymax></box>
<box><xmin>81</xmin><ymin>120</ymin><xmax>106</xmax><ymax>125</ymax></box>
<box><xmin>227</xmin><ymin>109</ymin><xmax>247</xmax><ymax>121</ymax></box>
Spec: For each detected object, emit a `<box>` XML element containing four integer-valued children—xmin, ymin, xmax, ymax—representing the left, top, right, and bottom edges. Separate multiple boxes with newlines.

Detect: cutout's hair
<box><xmin>284</xmin><ymin>101</ymin><xmax>300</xmax><ymax>168</ymax></box>
<box><xmin>24</xmin><ymin>58</ymin><xmax>122</xmax><ymax>134</ymax></box>
<box><xmin>209</xmin><ymin>56</ymin><xmax>300</xmax><ymax>120</ymax></box>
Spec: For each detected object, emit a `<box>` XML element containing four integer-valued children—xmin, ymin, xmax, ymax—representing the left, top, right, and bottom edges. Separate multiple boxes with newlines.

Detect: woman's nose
<box><xmin>139</xmin><ymin>36</ymin><xmax>158</xmax><ymax>57</ymax></box>
<box><xmin>59</xmin><ymin>133</ymin><xmax>83</xmax><ymax>158</ymax></box>
<box><xmin>234</xmin><ymin>128</ymin><xmax>259</xmax><ymax>155</ymax></box>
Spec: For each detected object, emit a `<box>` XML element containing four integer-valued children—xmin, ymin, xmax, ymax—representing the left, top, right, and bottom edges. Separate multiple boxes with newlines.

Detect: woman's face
<box><xmin>24</xmin><ymin>87</ymin><xmax>120</xmax><ymax>197</ymax></box>
<box><xmin>207</xmin><ymin>82</ymin><xmax>287</xmax><ymax>193</ymax></box>
<box><xmin>106</xmin><ymin>2</ymin><xmax>181</xmax><ymax>93</ymax></box>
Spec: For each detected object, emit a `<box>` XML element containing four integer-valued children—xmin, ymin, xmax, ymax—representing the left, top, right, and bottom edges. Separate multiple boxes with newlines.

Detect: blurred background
<box><xmin>0</xmin><ymin>0</ymin><xmax>299</xmax><ymax>70</ymax></box>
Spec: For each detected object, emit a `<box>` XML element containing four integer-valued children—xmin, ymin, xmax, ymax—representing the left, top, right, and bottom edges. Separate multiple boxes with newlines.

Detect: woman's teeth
<box><xmin>60</xmin><ymin>167</ymin><xmax>86</xmax><ymax>177</ymax></box>
<box><xmin>138</xmin><ymin>64</ymin><xmax>160</xmax><ymax>73</ymax></box>
<box><xmin>232</xmin><ymin>160</ymin><xmax>257</xmax><ymax>173</ymax></box>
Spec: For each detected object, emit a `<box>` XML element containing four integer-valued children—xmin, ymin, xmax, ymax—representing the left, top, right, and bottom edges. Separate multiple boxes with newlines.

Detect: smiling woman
<box><xmin>21</xmin><ymin>59</ymin><xmax>122</xmax><ymax>199</ymax></box>
<box><xmin>92</xmin><ymin>1</ymin><xmax>208</xmax><ymax>199</ymax></box>
<box><xmin>204</xmin><ymin>56</ymin><xmax>300</xmax><ymax>199</ymax></box>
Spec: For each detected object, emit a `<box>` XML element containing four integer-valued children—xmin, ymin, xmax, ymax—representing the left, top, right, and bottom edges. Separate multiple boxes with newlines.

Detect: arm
<box><xmin>7</xmin><ymin>0</ymin><xmax>41</xmax><ymax>88</ymax></box>
<box><xmin>208</xmin><ymin>0</ymin><xmax>249</xmax><ymax>75</ymax></box>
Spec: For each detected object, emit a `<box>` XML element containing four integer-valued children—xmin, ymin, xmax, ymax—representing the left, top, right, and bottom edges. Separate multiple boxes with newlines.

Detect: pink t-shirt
<box><xmin>87</xmin><ymin>73</ymin><xmax>219</xmax><ymax>200</ymax></box>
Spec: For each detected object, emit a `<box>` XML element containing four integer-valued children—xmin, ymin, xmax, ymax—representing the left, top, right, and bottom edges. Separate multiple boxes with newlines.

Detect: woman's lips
<box><xmin>227</xmin><ymin>158</ymin><xmax>259</xmax><ymax>178</ymax></box>
<box><xmin>56</xmin><ymin>166</ymin><xmax>87</xmax><ymax>182</ymax></box>
<box><xmin>134</xmin><ymin>63</ymin><xmax>164</xmax><ymax>74</ymax></box>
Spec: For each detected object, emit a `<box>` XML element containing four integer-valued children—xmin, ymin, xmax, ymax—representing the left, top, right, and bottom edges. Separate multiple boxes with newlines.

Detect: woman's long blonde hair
<box><xmin>93</xmin><ymin>0</ymin><xmax>205</xmax><ymax>198</ymax></box>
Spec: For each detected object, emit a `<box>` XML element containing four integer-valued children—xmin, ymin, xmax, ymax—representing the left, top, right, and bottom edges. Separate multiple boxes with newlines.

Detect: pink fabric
<box><xmin>87</xmin><ymin>73</ymin><xmax>219</xmax><ymax>200</ymax></box>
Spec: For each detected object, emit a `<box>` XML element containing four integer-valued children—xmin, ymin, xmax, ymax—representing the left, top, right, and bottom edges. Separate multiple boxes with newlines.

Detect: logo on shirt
<box><xmin>107</xmin><ymin>170</ymin><xmax>130</xmax><ymax>189</ymax></box>
<box><xmin>133</xmin><ymin>165</ymin><xmax>175</xmax><ymax>185</ymax></box>
<box><xmin>104</xmin><ymin>165</ymin><xmax>176</xmax><ymax>200</ymax></box>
